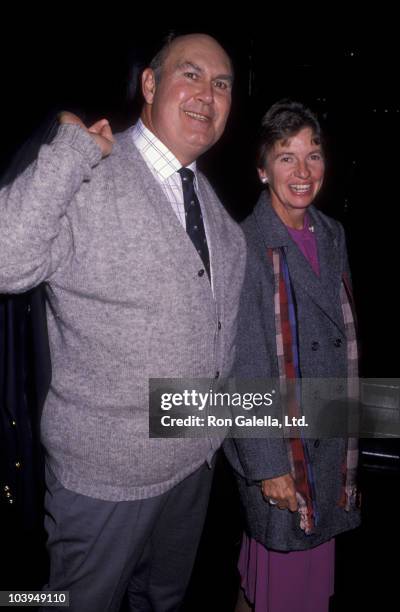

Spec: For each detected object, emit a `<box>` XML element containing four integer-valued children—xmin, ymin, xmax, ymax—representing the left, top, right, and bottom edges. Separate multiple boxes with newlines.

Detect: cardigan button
<box><xmin>198</xmin><ymin>269</ymin><xmax>205</xmax><ymax>277</ymax></box>
<box><xmin>215</xmin><ymin>371</ymin><xmax>220</xmax><ymax>379</ymax></box>
<box><xmin>334</xmin><ymin>338</ymin><xmax>342</xmax><ymax>347</ymax></box>
<box><xmin>218</xmin><ymin>321</ymin><xmax>222</xmax><ymax>330</ymax></box>
<box><xmin>311</xmin><ymin>341</ymin><xmax>320</xmax><ymax>351</ymax></box>
<box><xmin>314</xmin><ymin>439</ymin><xmax>320</xmax><ymax>448</ymax></box>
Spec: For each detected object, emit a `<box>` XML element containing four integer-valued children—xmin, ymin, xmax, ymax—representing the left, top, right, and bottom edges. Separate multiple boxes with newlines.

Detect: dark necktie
<box><xmin>178</xmin><ymin>167</ymin><xmax>210</xmax><ymax>280</ymax></box>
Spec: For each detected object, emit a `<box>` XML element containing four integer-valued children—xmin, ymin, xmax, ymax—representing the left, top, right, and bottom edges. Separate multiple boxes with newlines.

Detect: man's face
<box><xmin>141</xmin><ymin>35</ymin><xmax>233</xmax><ymax>166</ymax></box>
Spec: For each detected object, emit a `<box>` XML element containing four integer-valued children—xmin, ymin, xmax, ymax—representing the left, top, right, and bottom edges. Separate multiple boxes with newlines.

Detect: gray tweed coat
<box><xmin>224</xmin><ymin>192</ymin><xmax>361</xmax><ymax>551</ymax></box>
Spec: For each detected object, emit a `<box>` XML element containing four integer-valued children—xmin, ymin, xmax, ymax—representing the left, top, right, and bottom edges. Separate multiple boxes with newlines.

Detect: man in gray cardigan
<box><xmin>0</xmin><ymin>33</ymin><xmax>245</xmax><ymax>611</ymax></box>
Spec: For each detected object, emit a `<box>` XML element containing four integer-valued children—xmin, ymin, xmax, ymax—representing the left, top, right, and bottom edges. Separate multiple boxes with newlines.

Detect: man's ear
<box><xmin>142</xmin><ymin>68</ymin><xmax>157</xmax><ymax>104</ymax></box>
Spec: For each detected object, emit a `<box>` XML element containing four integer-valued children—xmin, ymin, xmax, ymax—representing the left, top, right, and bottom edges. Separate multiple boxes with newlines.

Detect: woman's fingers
<box><xmin>261</xmin><ymin>473</ymin><xmax>298</xmax><ymax>511</ymax></box>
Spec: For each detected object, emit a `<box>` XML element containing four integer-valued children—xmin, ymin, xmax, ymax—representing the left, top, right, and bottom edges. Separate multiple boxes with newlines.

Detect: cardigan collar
<box><xmin>108</xmin><ymin>126</ymin><xmax>222</xmax><ymax>304</ymax></box>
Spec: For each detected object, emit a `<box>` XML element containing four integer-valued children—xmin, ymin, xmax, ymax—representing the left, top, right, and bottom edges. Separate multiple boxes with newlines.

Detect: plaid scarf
<box><xmin>339</xmin><ymin>272</ymin><xmax>359</xmax><ymax>511</ymax></box>
<box><xmin>269</xmin><ymin>248</ymin><xmax>359</xmax><ymax>535</ymax></box>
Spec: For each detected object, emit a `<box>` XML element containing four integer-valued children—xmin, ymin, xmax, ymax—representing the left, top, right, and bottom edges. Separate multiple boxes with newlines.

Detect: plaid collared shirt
<box><xmin>132</xmin><ymin>119</ymin><xmax>213</xmax><ymax>287</ymax></box>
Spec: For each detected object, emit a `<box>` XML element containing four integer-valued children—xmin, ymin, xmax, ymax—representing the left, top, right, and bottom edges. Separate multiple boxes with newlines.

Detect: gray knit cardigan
<box><xmin>0</xmin><ymin>124</ymin><xmax>246</xmax><ymax>501</ymax></box>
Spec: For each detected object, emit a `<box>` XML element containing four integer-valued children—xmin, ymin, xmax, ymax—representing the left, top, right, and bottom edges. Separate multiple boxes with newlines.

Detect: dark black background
<box><xmin>1</xmin><ymin>21</ymin><xmax>398</xmax><ymax>376</ymax></box>
<box><xmin>1</xmin><ymin>16</ymin><xmax>399</xmax><ymax>611</ymax></box>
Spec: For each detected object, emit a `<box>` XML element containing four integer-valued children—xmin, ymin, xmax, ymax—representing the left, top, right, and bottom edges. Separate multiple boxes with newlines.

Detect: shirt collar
<box><xmin>132</xmin><ymin>119</ymin><xmax>197</xmax><ymax>182</ymax></box>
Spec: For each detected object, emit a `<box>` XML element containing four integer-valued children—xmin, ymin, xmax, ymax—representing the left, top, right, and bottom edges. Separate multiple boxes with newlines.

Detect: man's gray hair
<box><xmin>149</xmin><ymin>32</ymin><xmax>178</xmax><ymax>83</ymax></box>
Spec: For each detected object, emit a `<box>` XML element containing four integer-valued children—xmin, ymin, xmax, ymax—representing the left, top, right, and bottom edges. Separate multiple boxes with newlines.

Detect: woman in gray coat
<box><xmin>224</xmin><ymin>100</ymin><xmax>361</xmax><ymax>612</ymax></box>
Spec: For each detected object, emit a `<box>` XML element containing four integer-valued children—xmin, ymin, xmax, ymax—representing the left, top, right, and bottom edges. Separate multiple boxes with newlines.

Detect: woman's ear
<box><xmin>258</xmin><ymin>168</ymin><xmax>269</xmax><ymax>184</ymax></box>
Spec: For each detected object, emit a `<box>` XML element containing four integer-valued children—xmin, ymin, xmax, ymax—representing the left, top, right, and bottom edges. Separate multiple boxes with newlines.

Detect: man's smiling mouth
<box><xmin>184</xmin><ymin>111</ymin><xmax>211</xmax><ymax>122</ymax></box>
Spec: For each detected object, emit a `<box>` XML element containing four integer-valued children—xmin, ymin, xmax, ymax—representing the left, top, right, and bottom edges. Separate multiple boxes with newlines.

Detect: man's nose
<box><xmin>196</xmin><ymin>80</ymin><xmax>214</xmax><ymax>104</ymax></box>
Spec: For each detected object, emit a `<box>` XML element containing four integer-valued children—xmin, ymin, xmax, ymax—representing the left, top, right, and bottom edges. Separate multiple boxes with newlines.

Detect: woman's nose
<box><xmin>294</xmin><ymin>162</ymin><xmax>311</xmax><ymax>178</ymax></box>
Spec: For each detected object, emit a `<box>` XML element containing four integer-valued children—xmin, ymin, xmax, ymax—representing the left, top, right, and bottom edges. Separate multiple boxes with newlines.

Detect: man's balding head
<box><xmin>141</xmin><ymin>34</ymin><xmax>233</xmax><ymax>166</ymax></box>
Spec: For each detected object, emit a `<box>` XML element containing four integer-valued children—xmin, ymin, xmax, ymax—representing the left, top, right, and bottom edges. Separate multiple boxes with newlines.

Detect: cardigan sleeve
<box><xmin>0</xmin><ymin>124</ymin><xmax>102</xmax><ymax>294</ymax></box>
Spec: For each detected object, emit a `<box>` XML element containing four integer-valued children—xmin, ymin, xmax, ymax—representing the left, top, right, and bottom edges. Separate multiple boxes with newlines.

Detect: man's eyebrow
<box><xmin>176</xmin><ymin>61</ymin><xmax>234</xmax><ymax>83</ymax></box>
<box><xmin>176</xmin><ymin>61</ymin><xmax>203</xmax><ymax>72</ymax></box>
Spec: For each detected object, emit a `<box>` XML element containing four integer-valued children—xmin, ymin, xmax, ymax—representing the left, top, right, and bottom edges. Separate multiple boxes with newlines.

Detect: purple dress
<box><xmin>238</xmin><ymin>534</ymin><xmax>335</xmax><ymax>612</ymax></box>
<box><xmin>238</xmin><ymin>215</ymin><xmax>335</xmax><ymax>612</ymax></box>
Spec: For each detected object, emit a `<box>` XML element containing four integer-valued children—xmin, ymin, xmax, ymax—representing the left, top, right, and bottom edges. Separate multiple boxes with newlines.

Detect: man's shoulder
<box><xmin>113</xmin><ymin>126</ymin><xmax>135</xmax><ymax>149</ymax></box>
<box><xmin>99</xmin><ymin>127</ymin><xmax>159</xmax><ymax>188</ymax></box>
<box><xmin>201</xmin><ymin>177</ymin><xmax>245</xmax><ymax>251</ymax></box>
<box><xmin>197</xmin><ymin>172</ymin><xmax>241</xmax><ymax>225</ymax></box>
<box><xmin>111</xmin><ymin>127</ymin><xmax>142</xmax><ymax>168</ymax></box>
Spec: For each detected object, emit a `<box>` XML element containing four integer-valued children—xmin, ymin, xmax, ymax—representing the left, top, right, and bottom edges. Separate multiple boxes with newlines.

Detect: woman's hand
<box><xmin>261</xmin><ymin>473</ymin><xmax>298</xmax><ymax>511</ymax></box>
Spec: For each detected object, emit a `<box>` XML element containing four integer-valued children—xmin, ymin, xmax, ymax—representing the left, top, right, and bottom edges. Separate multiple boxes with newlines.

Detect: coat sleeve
<box><xmin>224</xmin><ymin>222</ymin><xmax>290</xmax><ymax>481</ymax></box>
<box><xmin>0</xmin><ymin>124</ymin><xmax>102</xmax><ymax>293</ymax></box>
<box><xmin>337</xmin><ymin>220</ymin><xmax>352</xmax><ymax>276</ymax></box>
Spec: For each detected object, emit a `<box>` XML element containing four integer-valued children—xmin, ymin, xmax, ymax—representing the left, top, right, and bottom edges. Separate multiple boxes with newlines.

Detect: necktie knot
<box><xmin>178</xmin><ymin>167</ymin><xmax>195</xmax><ymax>184</ymax></box>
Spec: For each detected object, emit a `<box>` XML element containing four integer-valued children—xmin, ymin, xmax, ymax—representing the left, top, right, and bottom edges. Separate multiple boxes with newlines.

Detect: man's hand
<box><xmin>261</xmin><ymin>473</ymin><xmax>298</xmax><ymax>511</ymax></box>
<box><xmin>58</xmin><ymin>111</ymin><xmax>114</xmax><ymax>158</ymax></box>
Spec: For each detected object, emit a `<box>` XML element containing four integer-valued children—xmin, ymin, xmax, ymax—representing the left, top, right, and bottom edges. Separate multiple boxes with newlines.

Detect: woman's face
<box><xmin>259</xmin><ymin>127</ymin><xmax>325</xmax><ymax>218</ymax></box>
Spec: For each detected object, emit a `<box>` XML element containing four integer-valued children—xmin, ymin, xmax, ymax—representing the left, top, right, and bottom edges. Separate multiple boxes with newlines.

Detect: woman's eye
<box><xmin>310</xmin><ymin>154</ymin><xmax>323</xmax><ymax>161</ymax></box>
<box><xmin>184</xmin><ymin>72</ymin><xmax>198</xmax><ymax>80</ymax></box>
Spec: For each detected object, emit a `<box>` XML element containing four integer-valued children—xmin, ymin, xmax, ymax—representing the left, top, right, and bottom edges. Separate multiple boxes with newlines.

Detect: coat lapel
<box><xmin>252</xmin><ymin>193</ymin><xmax>345</xmax><ymax>334</ymax></box>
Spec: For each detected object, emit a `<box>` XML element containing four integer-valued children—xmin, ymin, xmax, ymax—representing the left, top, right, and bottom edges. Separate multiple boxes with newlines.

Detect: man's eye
<box><xmin>184</xmin><ymin>72</ymin><xmax>198</xmax><ymax>80</ymax></box>
<box><xmin>214</xmin><ymin>80</ymin><xmax>228</xmax><ymax>90</ymax></box>
<box><xmin>310</xmin><ymin>154</ymin><xmax>323</xmax><ymax>161</ymax></box>
<box><xmin>281</xmin><ymin>156</ymin><xmax>293</xmax><ymax>163</ymax></box>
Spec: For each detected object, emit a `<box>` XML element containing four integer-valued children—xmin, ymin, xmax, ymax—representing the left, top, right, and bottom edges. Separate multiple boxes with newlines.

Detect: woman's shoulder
<box><xmin>239</xmin><ymin>206</ymin><xmax>259</xmax><ymax>242</ymax></box>
<box><xmin>240</xmin><ymin>210</ymin><xmax>270</xmax><ymax>269</ymax></box>
<box><xmin>310</xmin><ymin>206</ymin><xmax>346</xmax><ymax>244</ymax></box>
<box><xmin>240</xmin><ymin>194</ymin><xmax>268</xmax><ymax>241</ymax></box>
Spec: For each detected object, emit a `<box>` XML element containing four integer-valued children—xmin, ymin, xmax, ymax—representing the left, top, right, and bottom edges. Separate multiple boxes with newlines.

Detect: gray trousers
<box><xmin>40</xmin><ymin>461</ymin><xmax>214</xmax><ymax>612</ymax></box>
